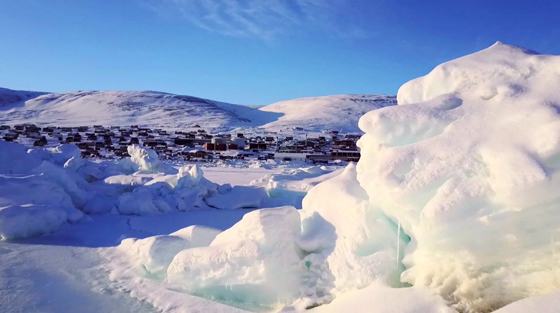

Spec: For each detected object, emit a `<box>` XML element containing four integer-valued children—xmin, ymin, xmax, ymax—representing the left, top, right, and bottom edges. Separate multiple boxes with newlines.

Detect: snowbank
<box><xmin>167</xmin><ymin>206</ymin><xmax>302</xmax><ymax>309</ymax></box>
<box><xmin>0</xmin><ymin>141</ymin><xmax>84</xmax><ymax>239</ymax></box>
<box><xmin>492</xmin><ymin>291</ymin><xmax>560</xmax><ymax>313</ymax></box>
<box><xmin>119</xmin><ymin>225</ymin><xmax>221</xmax><ymax>277</ymax></box>
<box><xmin>308</xmin><ymin>281</ymin><xmax>454</xmax><ymax>313</ymax></box>
<box><xmin>297</xmin><ymin>164</ymin><xmax>402</xmax><ymax>307</ymax></box>
<box><xmin>0</xmin><ymin>143</ymin><xmax>220</xmax><ymax>239</ymax></box>
<box><xmin>358</xmin><ymin>42</ymin><xmax>560</xmax><ymax>312</ymax></box>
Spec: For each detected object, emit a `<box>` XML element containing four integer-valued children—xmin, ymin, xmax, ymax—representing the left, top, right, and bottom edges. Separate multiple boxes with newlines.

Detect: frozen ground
<box><xmin>0</xmin><ymin>161</ymin><xmax>281</xmax><ymax>313</ymax></box>
<box><xmin>2</xmin><ymin>42</ymin><xmax>560</xmax><ymax>313</ymax></box>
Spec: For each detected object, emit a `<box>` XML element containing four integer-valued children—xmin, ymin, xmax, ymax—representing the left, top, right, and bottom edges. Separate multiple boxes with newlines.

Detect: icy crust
<box><xmin>358</xmin><ymin>42</ymin><xmax>560</xmax><ymax>312</ymax></box>
<box><xmin>0</xmin><ymin>143</ymin><xmax>220</xmax><ymax>240</ymax></box>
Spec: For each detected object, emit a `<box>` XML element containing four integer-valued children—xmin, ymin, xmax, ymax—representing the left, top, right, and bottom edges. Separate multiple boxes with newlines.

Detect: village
<box><xmin>0</xmin><ymin>123</ymin><xmax>361</xmax><ymax>164</ymax></box>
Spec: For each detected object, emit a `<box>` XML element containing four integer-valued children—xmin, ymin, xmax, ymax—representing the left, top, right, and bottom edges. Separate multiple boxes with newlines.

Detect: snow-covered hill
<box><xmin>0</xmin><ymin>89</ymin><xmax>283</xmax><ymax>132</ymax></box>
<box><xmin>0</xmin><ymin>87</ymin><xmax>47</xmax><ymax>107</ymax></box>
<box><xmin>0</xmin><ymin>88</ymin><xmax>395</xmax><ymax>133</ymax></box>
<box><xmin>259</xmin><ymin>94</ymin><xmax>396</xmax><ymax>133</ymax></box>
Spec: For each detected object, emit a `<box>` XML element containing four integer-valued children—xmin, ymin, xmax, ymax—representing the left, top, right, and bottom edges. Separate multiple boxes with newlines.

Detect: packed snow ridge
<box><xmin>0</xmin><ymin>88</ymin><xmax>396</xmax><ymax>133</ymax></box>
<box><xmin>106</xmin><ymin>42</ymin><xmax>560</xmax><ymax>313</ymax></box>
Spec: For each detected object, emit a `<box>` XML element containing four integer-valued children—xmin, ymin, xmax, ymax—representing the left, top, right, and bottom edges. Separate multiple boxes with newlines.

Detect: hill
<box><xmin>0</xmin><ymin>88</ymin><xmax>395</xmax><ymax>133</ymax></box>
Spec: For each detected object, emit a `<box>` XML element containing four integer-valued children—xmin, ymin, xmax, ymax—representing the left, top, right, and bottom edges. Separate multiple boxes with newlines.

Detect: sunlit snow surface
<box><xmin>358</xmin><ymin>42</ymin><xmax>560</xmax><ymax>312</ymax></box>
<box><xmin>0</xmin><ymin>88</ymin><xmax>396</xmax><ymax>133</ymax></box>
<box><xmin>108</xmin><ymin>43</ymin><xmax>560</xmax><ymax>312</ymax></box>
<box><xmin>2</xmin><ymin>42</ymin><xmax>560</xmax><ymax>313</ymax></box>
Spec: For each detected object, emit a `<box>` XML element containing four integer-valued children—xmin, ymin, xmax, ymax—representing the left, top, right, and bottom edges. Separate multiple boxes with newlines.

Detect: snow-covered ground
<box><xmin>2</xmin><ymin>42</ymin><xmax>560</xmax><ymax>313</ymax></box>
<box><xmin>0</xmin><ymin>88</ymin><xmax>396</xmax><ymax>134</ymax></box>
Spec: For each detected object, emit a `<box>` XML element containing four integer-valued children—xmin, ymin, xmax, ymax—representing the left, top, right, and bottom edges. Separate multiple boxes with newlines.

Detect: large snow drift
<box><xmin>358</xmin><ymin>42</ymin><xmax>560</xmax><ymax>312</ymax></box>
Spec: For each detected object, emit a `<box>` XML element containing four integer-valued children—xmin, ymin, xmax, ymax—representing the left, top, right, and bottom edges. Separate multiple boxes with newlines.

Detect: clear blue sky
<box><xmin>1</xmin><ymin>0</ymin><xmax>559</xmax><ymax>105</ymax></box>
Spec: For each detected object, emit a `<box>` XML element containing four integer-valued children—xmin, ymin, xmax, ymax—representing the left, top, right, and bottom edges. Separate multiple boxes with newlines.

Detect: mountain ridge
<box><xmin>0</xmin><ymin>87</ymin><xmax>396</xmax><ymax>133</ymax></box>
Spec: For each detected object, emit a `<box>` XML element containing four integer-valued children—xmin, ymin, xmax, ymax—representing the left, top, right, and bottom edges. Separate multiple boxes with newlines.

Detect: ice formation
<box><xmin>0</xmin><ymin>143</ymin><xmax>220</xmax><ymax>239</ymax></box>
<box><xmin>112</xmin><ymin>43</ymin><xmax>560</xmax><ymax>313</ymax></box>
<box><xmin>357</xmin><ymin>42</ymin><xmax>560</xmax><ymax>311</ymax></box>
<box><xmin>0</xmin><ymin>142</ymin><xmax>331</xmax><ymax>241</ymax></box>
<box><xmin>119</xmin><ymin>225</ymin><xmax>221</xmax><ymax>277</ymax></box>
<box><xmin>167</xmin><ymin>206</ymin><xmax>302</xmax><ymax>309</ymax></box>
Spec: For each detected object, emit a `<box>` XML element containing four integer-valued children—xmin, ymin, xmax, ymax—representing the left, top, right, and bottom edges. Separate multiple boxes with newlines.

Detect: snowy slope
<box><xmin>259</xmin><ymin>94</ymin><xmax>396</xmax><ymax>133</ymax></box>
<box><xmin>0</xmin><ymin>87</ymin><xmax>47</xmax><ymax>107</ymax></box>
<box><xmin>0</xmin><ymin>89</ymin><xmax>282</xmax><ymax>132</ymax></box>
<box><xmin>0</xmin><ymin>88</ymin><xmax>395</xmax><ymax>133</ymax></box>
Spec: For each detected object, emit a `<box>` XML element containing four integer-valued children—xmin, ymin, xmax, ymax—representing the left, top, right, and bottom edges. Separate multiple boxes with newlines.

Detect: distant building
<box><xmin>274</xmin><ymin>152</ymin><xmax>309</xmax><ymax>162</ymax></box>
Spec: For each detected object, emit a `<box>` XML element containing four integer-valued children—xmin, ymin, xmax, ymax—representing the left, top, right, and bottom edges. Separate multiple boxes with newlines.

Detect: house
<box><xmin>331</xmin><ymin>150</ymin><xmax>360</xmax><ymax>162</ymax></box>
<box><xmin>182</xmin><ymin>148</ymin><xmax>208</xmax><ymax>159</ymax></box>
<box><xmin>274</xmin><ymin>152</ymin><xmax>310</xmax><ymax>162</ymax></box>
<box><xmin>204</xmin><ymin>143</ymin><xmax>226</xmax><ymax>151</ymax></box>
<box><xmin>249</xmin><ymin>143</ymin><xmax>267</xmax><ymax>150</ymax></box>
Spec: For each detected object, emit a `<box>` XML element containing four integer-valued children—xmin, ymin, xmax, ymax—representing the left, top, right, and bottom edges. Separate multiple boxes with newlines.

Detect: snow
<box><xmin>259</xmin><ymin>94</ymin><xmax>396</xmax><ymax>133</ymax></box>
<box><xmin>2</xmin><ymin>42</ymin><xmax>560</xmax><ymax>313</ymax></box>
<box><xmin>127</xmin><ymin>144</ymin><xmax>163</xmax><ymax>173</ymax></box>
<box><xmin>104</xmin><ymin>42</ymin><xmax>560</xmax><ymax>312</ymax></box>
<box><xmin>0</xmin><ymin>90</ymin><xmax>281</xmax><ymax>132</ymax></box>
<box><xmin>307</xmin><ymin>281</ymin><xmax>455</xmax><ymax>313</ymax></box>
<box><xmin>167</xmin><ymin>206</ymin><xmax>302</xmax><ymax>310</ymax></box>
<box><xmin>492</xmin><ymin>291</ymin><xmax>560</xmax><ymax>313</ymax></box>
<box><xmin>0</xmin><ymin>140</ymin><xmax>41</xmax><ymax>174</ymax></box>
<box><xmin>0</xmin><ymin>87</ymin><xmax>47</xmax><ymax>107</ymax></box>
<box><xmin>357</xmin><ymin>41</ymin><xmax>560</xmax><ymax>312</ymax></box>
<box><xmin>0</xmin><ymin>89</ymin><xmax>395</xmax><ymax>133</ymax></box>
<box><xmin>297</xmin><ymin>164</ymin><xmax>402</xmax><ymax>306</ymax></box>
<box><xmin>0</xmin><ymin>205</ymin><xmax>67</xmax><ymax>240</ymax></box>
<box><xmin>119</xmin><ymin>225</ymin><xmax>221</xmax><ymax>277</ymax></box>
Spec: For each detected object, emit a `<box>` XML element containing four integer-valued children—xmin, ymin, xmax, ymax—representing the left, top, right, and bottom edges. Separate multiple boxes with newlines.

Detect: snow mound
<box><xmin>119</xmin><ymin>225</ymin><xmax>221</xmax><ymax>277</ymax></box>
<box><xmin>114</xmin><ymin>164</ymin><xmax>218</xmax><ymax>215</ymax></box>
<box><xmin>492</xmin><ymin>291</ymin><xmax>560</xmax><ymax>313</ymax></box>
<box><xmin>308</xmin><ymin>281</ymin><xmax>455</xmax><ymax>313</ymax></box>
<box><xmin>0</xmin><ymin>204</ymin><xmax>67</xmax><ymax>240</ymax></box>
<box><xmin>298</xmin><ymin>163</ymin><xmax>401</xmax><ymax>307</ymax></box>
<box><xmin>0</xmin><ymin>140</ymin><xmax>41</xmax><ymax>174</ymax></box>
<box><xmin>0</xmin><ymin>141</ymin><xmax>221</xmax><ymax>239</ymax></box>
<box><xmin>167</xmin><ymin>206</ymin><xmax>302</xmax><ymax>309</ymax></box>
<box><xmin>127</xmin><ymin>145</ymin><xmax>162</xmax><ymax>173</ymax></box>
<box><xmin>358</xmin><ymin>42</ymin><xmax>560</xmax><ymax>312</ymax></box>
<box><xmin>113</xmin><ymin>165</ymin><xmax>402</xmax><ymax>309</ymax></box>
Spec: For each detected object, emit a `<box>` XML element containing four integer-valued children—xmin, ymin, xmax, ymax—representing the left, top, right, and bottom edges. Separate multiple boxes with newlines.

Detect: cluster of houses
<box><xmin>0</xmin><ymin>124</ymin><xmax>362</xmax><ymax>164</ymax></box>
